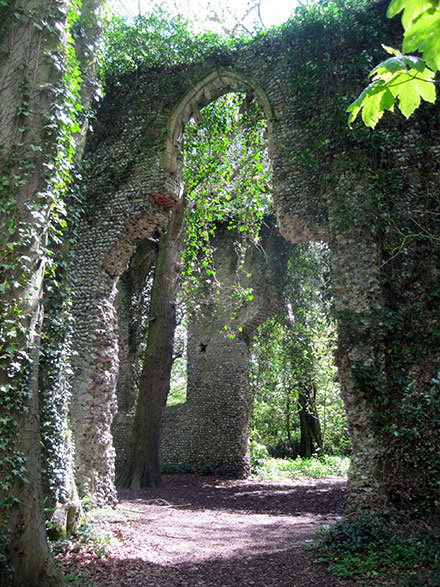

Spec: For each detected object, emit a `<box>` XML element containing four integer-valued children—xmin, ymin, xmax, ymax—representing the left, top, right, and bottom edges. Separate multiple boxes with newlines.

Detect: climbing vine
<box><xmin>260</xmin><ymin>0</ymin><xmax>440</xmax><ymax>513</ymax></box>
<box><xmin>102</xmin><ymin>9</ymin><xmax>243</xmax><ymax>82</ymax></box>
<box><xmin>181</xmin><ymin>92</ymin><xmax>271</xmax><ymax>317</ymax></box>
<box><xmin>0</xmin><ymin>3</ymin><xmax>438</xmax><ymax>581</ymax></box>
<box><xmin>0</xmin><ymin>0</ymin><xmax>104</xmax><ymax>574</ymax></box>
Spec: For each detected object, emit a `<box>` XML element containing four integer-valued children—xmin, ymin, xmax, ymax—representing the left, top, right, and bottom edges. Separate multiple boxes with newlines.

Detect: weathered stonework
<box><xmin>113</xmin><ymin>222</ymin><xmax>289</xmax><ymax>477</ymax></box>
<box><xmin>69</xmin><ymin>1</ymin><xmax>440</xmax><ymax>513</ymax></box>
<box><xmin>161</xmin><ymin>222</ymin><xmax>289</xmax><ymax>476</ymax></box>
<box><xmin>70</xmin><ymin>165</ymin><xmax>175</xmax><ymax>504</ymax></box>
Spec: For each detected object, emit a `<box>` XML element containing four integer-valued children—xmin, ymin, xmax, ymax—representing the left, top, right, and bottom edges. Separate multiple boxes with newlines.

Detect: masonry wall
<box><xmin>70</xmin><ymin>0</ymin><xmax>440</xmax><ymax>513</ymax></box>
<box><xmin>113</xmin><ymin>222</ymin><xmax>289</xmax><ymax>477</ymax></box>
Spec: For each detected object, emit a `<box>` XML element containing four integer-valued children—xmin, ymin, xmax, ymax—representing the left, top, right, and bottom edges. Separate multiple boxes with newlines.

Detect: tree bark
<box><xmin>115</xmin><ymin>242</ymin><xmax>156</xmax><ymax>413</ymax></box>
<box><xmin>0</xmin><ymin>2</ymin><xmax>68</xmax><ymax>583</ymax></box>
<box><xmin>0</xmin><ymin>1</ymin><xmax>103</xmax><ymax>582</ymax></box>
<box><xmin>118</xmin><ymin>196</ymin><xmax>186</xmax><ymax>489</ymax></box>
<box><xmin>298</xmin><ymin>383</ymin><xmax>323</xmax><ymax>459</ymax></box>
<box><xmin>1</xmin><ymin>304</ymin><xmax>63</xmax><ymax>587</ymax></box>
<box><xmin>285</xmin><ymin>394</ymin><xmax>292</xmax><ymax>442</ymax></box>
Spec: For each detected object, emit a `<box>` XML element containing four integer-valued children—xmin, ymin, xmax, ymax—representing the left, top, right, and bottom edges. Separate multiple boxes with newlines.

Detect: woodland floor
<box><xmin>56</xmin><ymin>474</ymin><xmax>361</xmax><ymax>586</ymax></box>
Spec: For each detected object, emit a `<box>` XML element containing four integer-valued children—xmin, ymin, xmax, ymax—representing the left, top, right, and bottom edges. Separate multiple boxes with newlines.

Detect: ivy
<box><xmin>102</xmin><ymin>9</ymin><xmax>243</xmax><ymax>82</ymax></box>
<box><xmin>99</xmin><ymin>0</ymin><xmax>440</xmax><ymax>515</ymax></box>
<box><xmin>0</xmin><ymin>0</ymin><xmax>104</xmax><ymax>570</ymax></box>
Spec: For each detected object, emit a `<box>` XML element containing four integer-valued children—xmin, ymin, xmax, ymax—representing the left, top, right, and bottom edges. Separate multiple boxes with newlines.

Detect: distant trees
<box><xmin>250</xmin><ymin>244</ymin><xmax>350</xmax><ymax>459</ymax></box>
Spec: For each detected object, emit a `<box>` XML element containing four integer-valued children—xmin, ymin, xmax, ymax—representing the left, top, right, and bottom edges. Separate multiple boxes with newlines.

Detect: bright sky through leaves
<box><xmin>110</xmin><ymin>0</ymin><xmax>300</xmax><ymax>31</ymax></box>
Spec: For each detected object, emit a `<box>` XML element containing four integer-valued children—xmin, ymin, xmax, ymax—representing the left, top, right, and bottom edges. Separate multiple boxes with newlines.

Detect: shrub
<box><xmin>315</xmin><ymin>513</ymin><xmax>440</xmax><ymax>583</ymax></box>
<box><xmin>250</xmin><ymin>442</ymin><xmax>270</xmax><ymax>472</ymax></box>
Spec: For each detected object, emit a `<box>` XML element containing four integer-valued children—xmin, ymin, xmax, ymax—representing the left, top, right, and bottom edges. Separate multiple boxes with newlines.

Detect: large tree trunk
<box><xmin>0</xmin><ymin>304</ymin><xmax>63</xmax><ymax>587</ymax></box>
<box><xmin>118</xmin><ymin>197</ymin><xmax>186</xmax><ymax>489</ymax></box>
<box><xmin>114</xmin><ymin>242</ymin><xmax>156</xmax><ymax>414</ymax></box>
<box><xmin>0</xmin><ymin>3</ymin><xmax>69</xmax><ymax>583</ymax></box>
<box><xmin>0</xmin><ymin>1</ymin><xmax>103</xmax><ymax>583</ymax></box>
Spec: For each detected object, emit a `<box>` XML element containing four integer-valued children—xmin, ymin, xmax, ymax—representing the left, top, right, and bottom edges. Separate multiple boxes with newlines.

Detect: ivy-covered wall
<box><xmin>70</xmin><ymin>0</ymin><xmax>439</xmax><ymax>515</ymax></box>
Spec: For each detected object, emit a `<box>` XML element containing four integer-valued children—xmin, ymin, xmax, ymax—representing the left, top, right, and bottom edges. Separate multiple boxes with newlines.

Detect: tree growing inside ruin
<box><xmin>118</xmin><ymin>90</ymin><xmax>270</xmax><ymax>488</ymax></box>
<box><xmin>118</xmin><ymin>196</ymin><xmax>186</xmax><ymax>489</ymax></box>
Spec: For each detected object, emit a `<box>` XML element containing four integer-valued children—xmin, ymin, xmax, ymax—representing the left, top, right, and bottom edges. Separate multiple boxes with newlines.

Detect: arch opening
<box><xmin>114</xmin><ymin>85</ymin><xmax>347</xmax><ymax>483</ymax></box>
<box><xmin>160</xmin><ymin>69</ymin><xmax>276</xmax><ymax>174</ymax></box>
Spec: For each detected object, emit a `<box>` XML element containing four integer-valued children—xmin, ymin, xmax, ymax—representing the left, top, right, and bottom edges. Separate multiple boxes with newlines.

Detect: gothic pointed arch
<box><xmin>160</xmin><ymin>68</ymin><xmax>276</xmax><ymax>173</ymax></box>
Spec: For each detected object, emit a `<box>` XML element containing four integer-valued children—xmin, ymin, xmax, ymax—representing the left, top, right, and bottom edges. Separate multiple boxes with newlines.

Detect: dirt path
<box><xmin>57</xmin><ymin>474</ymin><xmax>356</xmax><ymax>586</ymax></box>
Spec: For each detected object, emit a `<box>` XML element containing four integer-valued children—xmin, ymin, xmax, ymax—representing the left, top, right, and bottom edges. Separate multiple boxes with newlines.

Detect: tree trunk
<box><xmin>118</xmin><ymin>196</ymin><xmax>186</xmax><ymax>489</ymax></box>
<box><xmin>285</xmin><ymin>394</ymin><xmax>292</xmax><ymax>442</ymax></box>
<box><xmin>298</xmin><ymin>383</ymin><xmax>323</xmax><ymax>458</ymax></box>
<box><xmin>0</xmin><ymin>2</ymin><xmax>68</xmax><ymax>583</ymax></box>
<box><xmin>1</xmin><ymin>304</ymin><xmax>63</xmax><ymax>587</ymax></box>
<box><xmin>115</xmin><ymin>242</ymin><xmax>156</xmax><ymax>413</ymax></box>
<box><xmin>0</xmin><ymin>1</ymin><xmax>103</xmax><ymax>582</ymax></box>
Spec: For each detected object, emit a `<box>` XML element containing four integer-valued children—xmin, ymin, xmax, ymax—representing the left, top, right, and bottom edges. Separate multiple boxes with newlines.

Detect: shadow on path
<box><xmin>59</xmin><ymin>475</ymin><xmax>354</xmax><ymax>586</ymax></box>
<box><xmin>118</xmin><ymin>474</ymin><xmax>347</xmax><ymax>517</ymax></box>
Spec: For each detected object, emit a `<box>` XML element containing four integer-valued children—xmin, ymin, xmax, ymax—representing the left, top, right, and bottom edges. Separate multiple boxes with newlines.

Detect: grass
<box><xmin>254</xmin><ymin>455</ymin><xmax>350</xmax><ymax>480</ymax></box>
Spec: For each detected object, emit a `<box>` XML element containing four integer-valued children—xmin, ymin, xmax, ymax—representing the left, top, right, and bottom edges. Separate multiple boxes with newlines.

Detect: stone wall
<box><xmin>162</xmin><ymin>322</ymin><xmax>252</xmax><ymax>476</ymax></box>
<box><xmin>113</xmin><ymin>222</ymin><xmax>289</xmax><ymax>477</ymax></box>
<box><xmin>114</xmin><ymin>242</ymin><xmax>155</xmax><ymax>414</ymax></box>
<box><xmin>69</xmin><ymin>0</ymin><xmax>440</xmax><ymax>513</ymax></box>
<box><xmin>69</xmin><ymin>58</ymin><xmax>297</xmax><ymax>503</ymax></box>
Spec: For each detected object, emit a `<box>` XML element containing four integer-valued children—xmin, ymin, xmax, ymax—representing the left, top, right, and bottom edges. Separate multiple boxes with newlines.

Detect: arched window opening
<box><xmin>167</xmin><ymin>89</ymin><xmax>273</xmax><ymax>406</ymax></box>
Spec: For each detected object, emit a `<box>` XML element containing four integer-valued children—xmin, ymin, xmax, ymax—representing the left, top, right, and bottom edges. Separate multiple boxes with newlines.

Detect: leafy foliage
<box><xmin>102</xmin><ymin>10</ymin><xmax>240</xmax><ymax>81</ymax></box>
<box><xmin>181</xmin><ymin>92</ymin><xmax>271</xmax><ymax>312</ymax></box>
<box><xmin>253</xmin><ymin>455</ymin><xmax>350</xmax><ymax>480</ymax></box>
<box><xmin>347</xmin><ymin>0</ymin><xmax>439</xmax><ymax>127</ymax></box>
<box><xmin>315</xmin><ymin>512</ymin><xmax>440</xmax><ymax>583</ymax></box>
<box><xmin>250</xmin><ymin>243</ymin><xmax>350</xmax><ymax>457</ymax></box>
<box><xmin>51</xmin><ymin>520</ymin><xmax>111</xmax><ymax>561</ymax></box>
<box><xmin>376</xmin><ymin>369</ymin><xmax>440</xmax><ymax>514</ymax></box>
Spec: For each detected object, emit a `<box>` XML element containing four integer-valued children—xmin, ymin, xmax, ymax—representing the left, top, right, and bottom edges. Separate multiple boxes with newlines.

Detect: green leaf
<box><xmin>371</xmin><ymin>54</ymin><xmax>426</xmax><ymax>76</ymax></box>
<box><xmin>347</xmin><ymin>82</ymin><xmax>395</xmax><ymax>128</ymax></box>
<box><xmin>348</xmin><ymin>52</ymin><xmax>436</xmax><ymax>128</ymax></box>
<box><xmin>395</xmin><ymin>73</ymin><xmax>423</xmax><ymax>115</ymax></box>
<box><xmin>382</xmin><ymin>44</ymin><xmax>402</xmax><ymax>57</ymax></box>
<box><xmin>387</xmin><ymin>0</ymin><xmax>435</xmax><ymax>29</ymax></box>
<box><xmin>393</xmin><ymin>70</ymin><xmax>436</xmax><ymax>116</ymax></box>
<box><xmin>402</xmin><ymin>8</ymin><xmax>440</xmax><ymax>69</ymax></box>
<box><xmin>422</xmin><ymin>26</ymin><xmax>440</xmax><ymax>69</ymax></box>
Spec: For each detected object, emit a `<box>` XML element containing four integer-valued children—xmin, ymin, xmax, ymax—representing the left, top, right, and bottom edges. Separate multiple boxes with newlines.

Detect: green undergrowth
<box><xmin>253</xmin><ymin>453</ymin><xmax>350</xmax><ymax>480</ymax></box>
<box><xmin>314</xmin><ymin>512</ymin><xmax>440</xmax><ymax>585</ymax></box>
